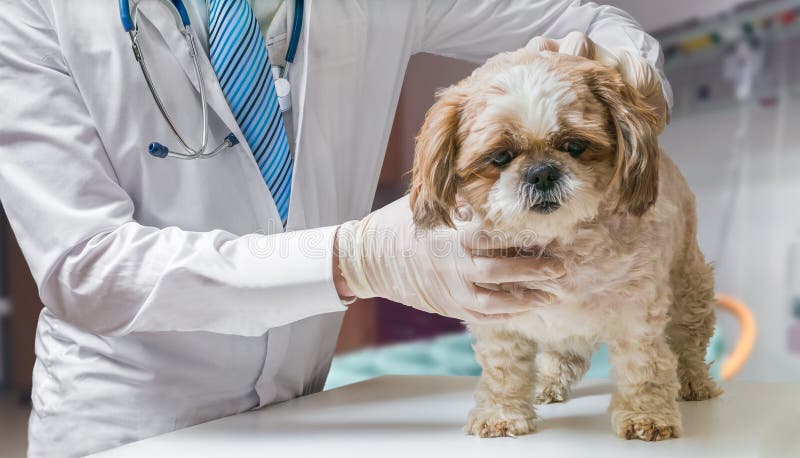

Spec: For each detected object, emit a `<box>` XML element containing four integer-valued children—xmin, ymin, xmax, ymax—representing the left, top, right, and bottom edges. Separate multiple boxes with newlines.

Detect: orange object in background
<box><xmin>716</xmin><ymin>294</ymin><xmax>757</xmax><ymax>380</ymax></box>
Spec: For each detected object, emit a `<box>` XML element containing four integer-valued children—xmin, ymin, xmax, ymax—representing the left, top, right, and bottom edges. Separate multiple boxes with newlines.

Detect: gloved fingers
<box><xmin>588</xmin><ymin>40</ymin><xmax>623</xmax><ymax>69</ymax></box>
<box><xmin>458</xmin><ymin>227</ymin><xmax>541</xmax><ymax>252</ymax></box>
<box><xmin>469</xmin><ymin>285</ymin><xmax>555</xmax><ymax>314</ymax></box>
<box><xmin>459</xmin><ymin>229</ymin><xmax>539</xmax><ymax>252</ymax></box>
<box><xmin>555</xmin><ymin>31</ymin><xmax>596</xmax><ymax>58</ymax></box>
<box><xmin>525</xmin><ymin>36</ymin><xmax>560</xmax><ymax>53</ymax></box>
<box><xmin>589</xmin><ymin>44</ymin><xmax>668</xmax><ymax>131</ymax></box>
<box><xmin>529</xmin><ymin>34</ymin><xmax>668</xmax><ymax>132</ymax></box>
<box><xmin>612</xmin><ymin>49</ymin><xmax>668</xmax><ymax>131</ymax></box>
<box><xmin>561</xmin><ymin>37</ymin><xmax>646</xmax><ymax>89</ymax></box>
<box><xmin>525</xmin><ymin>33</ymin><xmax>667</xmax><ymax>124</ymax></box>
<box><xmin>614</xmin><ymin>49</ymin><xmax>663</xmax><ymax>96</ymax></box>
<box><xmin>469</xmin><ymin>255</ymin><xmax>565</xmax><ymax>283</ymax></box>
<box><xmin>462</xmin><ymin>309</ymin><xmax>526</xmax><ymax>324</ymax></box>
<box><xmin>452</xmin><ymin>202</ymin><xmax>540</xmax><ymax>251</ymax></box>
<box><xmin>527</xmin><ymin>32</ymin><xmax>597</xmax><ymax>59</ymax></box>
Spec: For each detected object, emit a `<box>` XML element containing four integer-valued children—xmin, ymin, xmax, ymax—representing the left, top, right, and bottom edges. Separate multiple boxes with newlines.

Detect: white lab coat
<box><xmin>0</xmin><ymin>1</ymin><xmax>669</xmax><ymax>456</ymax></box>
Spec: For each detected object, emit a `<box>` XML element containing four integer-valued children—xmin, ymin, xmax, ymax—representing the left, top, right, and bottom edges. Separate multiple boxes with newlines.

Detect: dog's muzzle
<box><xmin>522</xmin><ymin>163</ymin><xmax>570</xmax><ymax>214</ymax></box>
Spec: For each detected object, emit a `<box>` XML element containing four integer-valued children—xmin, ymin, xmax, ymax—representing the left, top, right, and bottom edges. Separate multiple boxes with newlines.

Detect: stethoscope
<box><xmin>118</xmin><ymin>0</ymin><xmax>303</xmax><ymax>160</ymax></box>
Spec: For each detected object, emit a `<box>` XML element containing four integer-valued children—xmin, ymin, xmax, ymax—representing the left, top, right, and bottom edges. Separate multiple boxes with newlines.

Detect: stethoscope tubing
<box><xmin>286</xmin><ymin>0</ymin><xmax>303</xmax><ymax>64</ymax></box>
<box><xmin>131</xmin><ymin>26</ymin><xmax>212</xmax><ymax>157</ymax></box>
<box><xmin>121</xmin><ymin>0</ymin><xmax>312</xmax><ymax>159</ymax></box>
<box><xmin>120</xmin><ymin>0</ymin><xmax>190</xmax><ymax>32</ymax></box>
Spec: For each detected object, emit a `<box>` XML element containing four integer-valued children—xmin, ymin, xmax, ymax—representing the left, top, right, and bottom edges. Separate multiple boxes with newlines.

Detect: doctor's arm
<box><xmin>415</xmin><ymin>0</ymin><xmax>672</xmax><ymax>116</ymax></box>
<box><xmin>0</xmin><ymin>2</ymin><xmax>347</xmax><ymax>337</ymax></box>
<box><xmin>0</xmin><ymin>2</ymin><xmax>563</xmax><ymax>337</ymax></box>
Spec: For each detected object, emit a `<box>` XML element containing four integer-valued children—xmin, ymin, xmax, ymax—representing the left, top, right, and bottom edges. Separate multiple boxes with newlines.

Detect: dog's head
<box><xmin>409</xmin><ymin>48</ymin><xmax>660</xmax><ymax>238</ymax></box>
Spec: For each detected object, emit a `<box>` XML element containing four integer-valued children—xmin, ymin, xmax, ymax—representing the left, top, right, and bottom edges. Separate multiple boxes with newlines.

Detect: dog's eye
<box><xmin>491</xmin><ymin>150</ymin><xmax>513</xmax><ymax>166</ymax></box>
<box><xmin>562</xmin><ymin>141</ymin><xmax>588</xmax><ymax>158</ymax></box>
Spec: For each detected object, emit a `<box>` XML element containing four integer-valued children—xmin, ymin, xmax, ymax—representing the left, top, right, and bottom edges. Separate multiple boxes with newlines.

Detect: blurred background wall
<box><xmin>656</xmin><ymin>0</ymin><xmax>800</xmax><ymax>380</ymax></box>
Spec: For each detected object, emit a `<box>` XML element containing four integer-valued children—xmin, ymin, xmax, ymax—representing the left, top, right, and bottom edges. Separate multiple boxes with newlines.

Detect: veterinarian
<box><xmin>0</xmin><ymin>1</ymin><xmax>670</xmax><ymax>456</ymax></box>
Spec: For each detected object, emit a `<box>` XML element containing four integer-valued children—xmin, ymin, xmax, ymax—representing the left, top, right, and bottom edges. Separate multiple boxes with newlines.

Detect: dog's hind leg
<box><xmin>668</xmin><ymin>252</ymin><xmax>722</xmax><ymax>401</ymax></box>
<box><xmin>533</xmin><ymin>342</ymin><xmax>593</xmax><ymax>404</ymax></box>
<box><xmin>465</xmin><ymin>324</ymin><xmax>538</xmax><ymax>438</ymax></box>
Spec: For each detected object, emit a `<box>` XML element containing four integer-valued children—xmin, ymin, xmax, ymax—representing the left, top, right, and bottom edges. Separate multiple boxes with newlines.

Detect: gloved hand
<box><xmin>335</xmin><ymin>196</ymin><xmax>564</xmax><ymax>323</ymax></box>
<box><xmin>527</xmin><ymin>32</ymin><xmax>669</xmax><ymax>132</ymax></box>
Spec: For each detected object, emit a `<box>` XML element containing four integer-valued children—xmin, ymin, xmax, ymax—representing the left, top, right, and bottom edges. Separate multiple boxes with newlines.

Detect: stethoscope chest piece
<box><xmin>148</xmin><ymin>133</ymin><xmax>239</xmax><ymax>159</ymax></box>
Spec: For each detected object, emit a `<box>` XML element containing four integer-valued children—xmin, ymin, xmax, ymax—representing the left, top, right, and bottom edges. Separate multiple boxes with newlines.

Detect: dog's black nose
<box><xmin>526</xmin><ymin>164</ymin><xmax>561</xmax><ymax>191</ymax></box>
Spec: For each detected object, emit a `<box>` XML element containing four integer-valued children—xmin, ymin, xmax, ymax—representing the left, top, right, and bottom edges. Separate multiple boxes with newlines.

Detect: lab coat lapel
<box><xmin>136</xmin><ymin>1</ymin><xmax>243</xmax><ymax>145</ymax></box>
<box><xmin>136</xmin><ymin>1</ymin><xmax>284</xmax><ymax>230</ymax></box>
<box><xmin>285</xmin><ymin>0</ymin><xmax>368</xmax><ymax>230</ymax></box>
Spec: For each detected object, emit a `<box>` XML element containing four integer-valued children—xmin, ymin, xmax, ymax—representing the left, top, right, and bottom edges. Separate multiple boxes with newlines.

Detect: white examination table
<box><xmin>93</xmin><ymin>376</ymin><xmax>800</xmax><ymax>458</ymax></box>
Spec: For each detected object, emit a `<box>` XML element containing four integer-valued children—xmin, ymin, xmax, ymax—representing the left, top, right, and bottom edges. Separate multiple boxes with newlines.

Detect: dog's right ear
<box><xmin>409</xmin><ymin>86</ymin><xmax>465</xmax><ymax>228</ymax></box>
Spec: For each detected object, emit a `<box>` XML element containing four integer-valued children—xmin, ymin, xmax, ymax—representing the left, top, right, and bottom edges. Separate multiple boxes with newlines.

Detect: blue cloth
<box><xmin>208</xmin><ymin>0</ymin><xmax>292</xmax><ymax>224</ymax></box>
<box><xmin>325</xmin><ymin>331</ymin><xmax>725</xmax><ymax>390</ymax></box>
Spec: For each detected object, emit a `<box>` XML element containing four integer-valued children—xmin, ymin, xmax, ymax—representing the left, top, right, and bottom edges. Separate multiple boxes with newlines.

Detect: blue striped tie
<box><xmin>208</xmin><ymin>0</ymin><xmax>292</xmax><ymax>225</ymax></box>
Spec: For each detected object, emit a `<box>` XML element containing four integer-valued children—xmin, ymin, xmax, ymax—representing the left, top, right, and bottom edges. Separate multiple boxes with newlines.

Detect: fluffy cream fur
<box><xmin>409</xmin><ymin>37</ymin><xmax>721</xmax><ymax>441</ymax></box>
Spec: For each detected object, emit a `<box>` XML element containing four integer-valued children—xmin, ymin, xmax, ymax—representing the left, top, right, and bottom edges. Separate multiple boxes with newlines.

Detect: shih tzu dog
<box><xmin>409</xmin><ymin>34</ymin><xmax>721</xmax><ymax>441</ymax></box>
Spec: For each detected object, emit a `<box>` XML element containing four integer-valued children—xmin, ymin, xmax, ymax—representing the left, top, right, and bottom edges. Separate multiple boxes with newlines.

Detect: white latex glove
<box><xmin>336</xmin><ymin>196</ymin><xmax>563</xmax><ymax>323</ymax></box>
<box><xmin>528</xmin><ymin>32</ymin><xmax>669</xmax><ymax>132</ymax></box>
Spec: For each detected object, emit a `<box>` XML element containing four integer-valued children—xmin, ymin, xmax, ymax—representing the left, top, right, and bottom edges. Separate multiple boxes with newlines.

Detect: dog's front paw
<box><xmin>533</xmin><ymin>381</ymin><xmax>570</xmax><ymax>404</ymax></box>
<box><xmin>612</xmin><ymin>411</ymin><xmax>681</xmax><ymax>441</ymax></box>
<box><xmin>679</xmin><ymin>378</ymin><xmax>722</xmax><ymax>401</ymax></box>
<box><xmin>465</xmin><ymin>405</ymin><xmax>537</xmax><ymax>438</ymax></box>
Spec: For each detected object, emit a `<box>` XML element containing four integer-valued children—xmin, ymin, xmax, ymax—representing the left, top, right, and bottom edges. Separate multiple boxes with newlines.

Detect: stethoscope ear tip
<box><xmin>148</xmin><ymin>142</ymin><xmax>170</xmax><ymax>158</ymax></box>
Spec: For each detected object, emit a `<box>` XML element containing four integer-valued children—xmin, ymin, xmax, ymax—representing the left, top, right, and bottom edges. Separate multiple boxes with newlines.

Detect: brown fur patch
<box><xmin>408</xmin><ymin>87</ymin><xmax>466</xmax><ymax>228</ymax></box>
<box><xmin>583</xmin><ymin>67</ymin><xmax>661</xmax><ymax>216</ymax></box>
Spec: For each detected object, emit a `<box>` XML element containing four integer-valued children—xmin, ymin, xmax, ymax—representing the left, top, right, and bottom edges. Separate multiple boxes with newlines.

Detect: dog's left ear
<box><xmin>587</xmin><ymin>68</ymin><xmax>660</xmax><ymax>216</ymax></box>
